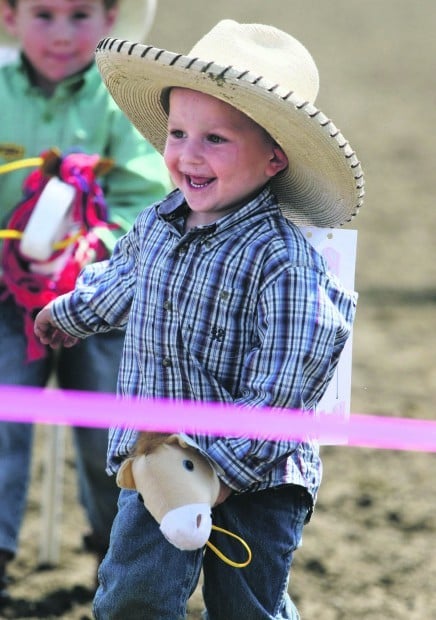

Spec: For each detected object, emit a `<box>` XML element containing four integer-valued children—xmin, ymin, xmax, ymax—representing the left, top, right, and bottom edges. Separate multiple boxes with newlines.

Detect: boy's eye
<box><xmin>34</xmin><ymin>10</ymin><xmax>90</xmax><ymax>21</ymax></box>
<box><xmin>169</xmin><ymin>129</ymin><xmax>184</xmax><ymax>139</ymax></box>
<box><xmin>72</xmin><ymin>11</ymin><xmax>91</xmax><ymax>20</ymax></box>
<box><xmin>35</xmin><ymin>11</ymin><xmax>52</xmax><ymax>20</ymax></box>
<box><xmin>207</xmin><ymin>134</ymin><xmax>226</xmax><ymax>144</ymax></box>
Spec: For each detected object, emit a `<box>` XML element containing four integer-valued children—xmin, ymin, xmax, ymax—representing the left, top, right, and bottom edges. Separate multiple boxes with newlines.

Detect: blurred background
<box><xmin>10</xmin><ymin>1</ymin><xmax>436</xmax><ymax>618</ymax></box>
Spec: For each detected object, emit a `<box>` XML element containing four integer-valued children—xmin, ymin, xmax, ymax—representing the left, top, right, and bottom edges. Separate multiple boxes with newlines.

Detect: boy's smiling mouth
<box><xmin>187</xmin><ymin>175</ymin><xmax>214</xmax><ymax>188</ymax></box>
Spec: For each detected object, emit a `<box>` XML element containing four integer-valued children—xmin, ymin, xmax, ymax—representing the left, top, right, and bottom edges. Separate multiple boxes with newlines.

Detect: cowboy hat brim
<box><xmin>96</xmin><ymin>37</ymin><xmax>364</xmax><ymax>227</ymax></box>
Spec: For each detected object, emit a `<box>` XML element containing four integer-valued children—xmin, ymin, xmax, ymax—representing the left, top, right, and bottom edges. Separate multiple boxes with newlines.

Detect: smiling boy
<box><xmin>2</xmin><ymin>0</ymin><xmax>118</xmax><ymax>94</ymax></box>
<box><xmin>166</xmin><ymin>88</ymin><xmax>288</xmax><ymax>229</ymax></box>
<box><xmin>34</xmin><ymin>19</ymin><xmax>364</xmax><ymax>619</ymax></box>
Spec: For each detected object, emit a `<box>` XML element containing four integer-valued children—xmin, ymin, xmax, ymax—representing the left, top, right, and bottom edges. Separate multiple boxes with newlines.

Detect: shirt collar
<box><xmin>157</xmin><ymin>184</ymin><xmax>280</xmax><ymax>233</ymax></box>
<box><xmin>17</xmin><ymin>53</ymin><xmax>97</xmax><ymax>98</ymax></box>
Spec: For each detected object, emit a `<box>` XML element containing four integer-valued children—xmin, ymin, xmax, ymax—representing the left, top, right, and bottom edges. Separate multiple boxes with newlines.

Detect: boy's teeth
<box><xmin>190</xmin><ymin>178</ymin><xmax>209</xmax><ymax>188</ymax></box>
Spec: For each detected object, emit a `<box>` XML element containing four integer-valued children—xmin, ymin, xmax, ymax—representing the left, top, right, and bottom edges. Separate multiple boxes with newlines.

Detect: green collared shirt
<box><xmin>0</xmin><ymin>56</ymin><xmax>171</xmax><ymax>251</ymax></box>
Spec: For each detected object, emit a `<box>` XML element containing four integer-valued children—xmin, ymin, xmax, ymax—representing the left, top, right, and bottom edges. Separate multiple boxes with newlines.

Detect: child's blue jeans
<box><xmin>93</xmin><ymin>484</ymin><xmax>312</xmax><ymax>619</ymax></box>
<box><xmin>0</xmin><ymin>295</ymin><xmax>123</xmax><ymax>557</ymax></box>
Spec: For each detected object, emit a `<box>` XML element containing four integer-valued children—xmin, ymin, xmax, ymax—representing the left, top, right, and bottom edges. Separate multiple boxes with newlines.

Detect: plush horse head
<box><xmin>116</xmin><ymin>433</ymin><xmax>221</xmax><ymax>551</ymax></box>
<box><xmin>0</xmin><ymin>148</ymin><xmax>114</xmax><ymax>361</ymax></box>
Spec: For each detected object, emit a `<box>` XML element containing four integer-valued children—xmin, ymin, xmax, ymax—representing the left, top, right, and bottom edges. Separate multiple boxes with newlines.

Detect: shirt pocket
<box><xmin>182</xmin><ymin>285</ymin><xmax>254</xmax><ymax>367</ymax></box>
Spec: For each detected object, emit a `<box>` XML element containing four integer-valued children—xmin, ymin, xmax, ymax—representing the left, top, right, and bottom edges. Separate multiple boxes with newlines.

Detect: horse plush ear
<box><xmin>116</xmin><ymin>434</ymin><xmax>220</xmax><ymax>550</ymax></box>
<box><xmin>93</xmin><ymin>157</ymin><xmax>114</xmax><ymax>177</ymax></box>
<box><xmin>40</xmin><ymin>148</ymin><xmax>62</xmax><ymax>176</ymax></box>
<box><xmin>116</xmin><ymin>457</ymin><xmax>136</xmax><ymax>489</ymax></box>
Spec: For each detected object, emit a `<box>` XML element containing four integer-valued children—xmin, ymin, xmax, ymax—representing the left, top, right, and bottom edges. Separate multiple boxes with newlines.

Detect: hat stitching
<box><xmin>201</xmin><ymin>62</ymin><xmax>217</xmax><ymax>74</ymax></box>
<box><xmin>186</xmin><ymin>58</ymin><xmax>199</xmax><ymax>69</ymax></box>
<box><xmin>169</xmin><ymin>54</ymin><xmax>183</xmax><ymax>66</ymax></box>
<box><xmin>214</xmin><ymin>67</ymin><xmax>232</xmax><ymax>83</ymax></box>
<box><xmin>140</xmin><ymin>46</ymin><xmax>154</xmax><ymax>58</ymax></box>
<box><xmin>234</xmin><ymin>68</ymin><xmax>249</xmax><ymax>81</ymax></box>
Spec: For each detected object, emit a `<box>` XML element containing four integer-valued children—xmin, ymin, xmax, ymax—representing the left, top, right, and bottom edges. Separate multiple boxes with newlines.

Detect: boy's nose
<box><xmin>51</xmin><ymin>18</ymin><xmax>75</xmax><ymax>43</ymax></box>
<box><xmin>180</xmin><ymin>141</ymin><xmax>203</xmax><ymax>165</ymax></box>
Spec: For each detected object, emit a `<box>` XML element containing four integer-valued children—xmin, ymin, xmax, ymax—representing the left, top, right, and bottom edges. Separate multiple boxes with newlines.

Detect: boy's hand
<box><xmin>34</xmin><ymin>305</ymin><xmax>78</xmax><ymax>349</ymax></box>
<box><xmin>213</xmin><ymin>481</ymin><xmax>233</xmax><ymax>506</ymax></box>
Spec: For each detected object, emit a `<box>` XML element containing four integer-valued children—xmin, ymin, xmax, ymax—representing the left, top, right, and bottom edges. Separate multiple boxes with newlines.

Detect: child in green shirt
<box><xmin>0</xmin><ymin>0</ymin><xmax>170</xmax><ymax>606</ymax></box>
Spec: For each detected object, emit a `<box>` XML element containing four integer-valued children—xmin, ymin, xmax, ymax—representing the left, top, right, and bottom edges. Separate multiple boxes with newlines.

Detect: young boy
<box><xmin>35</xmin><ymin>19</ymin><xmax>364</xmax><ymax>619</ymax></box>
<box><xmin>0</xmin><ymin>0</ymin><xmax>170</xmax><ymax>604</ymax></box>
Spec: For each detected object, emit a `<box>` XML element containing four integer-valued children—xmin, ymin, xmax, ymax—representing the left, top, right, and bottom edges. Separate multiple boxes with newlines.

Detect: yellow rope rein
<box><xmin>0</xmin><ymin>228</ymin><xmax>83</xmax><ymax>250</ymax></box>
<box><xmin>207</xmin><ymin>525</ymin><xmax>252</xmax><ymax>568</ymax></box>
<box><xmin>0</xmin><ymin>157</ymin><xmax>43</xmax><ymax>175</ymax></box>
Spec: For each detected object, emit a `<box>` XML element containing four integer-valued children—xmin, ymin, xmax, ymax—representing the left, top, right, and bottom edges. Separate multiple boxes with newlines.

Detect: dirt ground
<box><xmin>2</xmin><ymin>1</ymin><xmax>436</xmax><ymax>618</ymax></box>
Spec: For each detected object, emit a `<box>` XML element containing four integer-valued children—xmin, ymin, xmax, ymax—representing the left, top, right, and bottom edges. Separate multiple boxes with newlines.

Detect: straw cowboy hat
<box><xmin>0</xmin><ymin>0</ymin><xmax>157</xmax><ymax>48</ymax></box>
<box><xmin>95</xmin><ymin>20</ymin><xmax>364</xmax><ymax>227</ymax></box>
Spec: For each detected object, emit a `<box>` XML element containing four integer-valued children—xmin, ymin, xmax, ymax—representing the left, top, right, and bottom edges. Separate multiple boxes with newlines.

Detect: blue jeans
<box><xmin>93</xmin><ymin>485</ymin><xmax>312</xmax><ymax>619</ymax></box>
<box><xmin>0</xmin><ymin>296</ymin><xmax>122</xmax><ymax>556</ymax></box>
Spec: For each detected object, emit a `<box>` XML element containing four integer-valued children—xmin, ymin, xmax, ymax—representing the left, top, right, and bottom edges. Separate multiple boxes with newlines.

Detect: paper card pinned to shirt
<box><xmin>299</xmin><ymin>227</ymin><xmax>358</xmax><ymax>444</ymax></box>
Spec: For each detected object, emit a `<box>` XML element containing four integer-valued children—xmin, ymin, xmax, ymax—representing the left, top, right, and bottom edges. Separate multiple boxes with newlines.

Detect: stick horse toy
<box><xmin>117</xmin><ymin>432</ymin><xmax>252</xmax><ymax>568</ymax></box>
<box><xmin>0</xmin><ymin>149</ymin><xmax>114</xmax><ymax>362</ymax></box>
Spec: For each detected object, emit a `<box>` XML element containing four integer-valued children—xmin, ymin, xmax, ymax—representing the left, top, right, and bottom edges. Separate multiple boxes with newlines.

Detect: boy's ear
<box><xmin>268</xmin><ymin>146</ymin><xmax>289</xmax><ymax>178</ymax></box>
<box><xmin>1</xmin><ymin>2</ymin><xmax>18</xmax><ymax>38</ymax></box>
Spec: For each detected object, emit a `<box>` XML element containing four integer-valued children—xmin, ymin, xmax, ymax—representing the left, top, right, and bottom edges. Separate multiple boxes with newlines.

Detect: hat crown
<box><xmin>188</xmin><ymin>20</ymin><xmax>319</xmax><ymax>104</ymax></box>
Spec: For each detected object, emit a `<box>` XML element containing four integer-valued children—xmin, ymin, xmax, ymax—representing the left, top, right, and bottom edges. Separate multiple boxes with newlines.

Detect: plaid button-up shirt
<box><xmin>52</xmin><ymin>186</ymin><xmax>357</xmax><ymax>501</ymax></box>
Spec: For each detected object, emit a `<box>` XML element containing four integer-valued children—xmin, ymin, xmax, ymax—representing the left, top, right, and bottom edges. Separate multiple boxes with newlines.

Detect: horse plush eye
<box><xmin>183</xmin><ymin>459</ymin><xmax>194</xmax><ymax>471</ymax></box>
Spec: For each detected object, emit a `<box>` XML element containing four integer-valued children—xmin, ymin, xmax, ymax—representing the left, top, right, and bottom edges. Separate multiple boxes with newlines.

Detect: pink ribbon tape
<box><xmin>0</xmin><ymin>386</ymin><xmax>435</xmax><ymax>452</ymax></box>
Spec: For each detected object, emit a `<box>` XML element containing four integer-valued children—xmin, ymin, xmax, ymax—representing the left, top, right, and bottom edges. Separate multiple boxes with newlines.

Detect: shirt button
<box><xmin>162</xmin><ymin>357</ymin><xmax>172</xmax><ymax>367</ymax></box>
<box><xmin>163</xmin><ymin>300</ymin><xmax>172</xmax><ymax>311</ymax></box>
